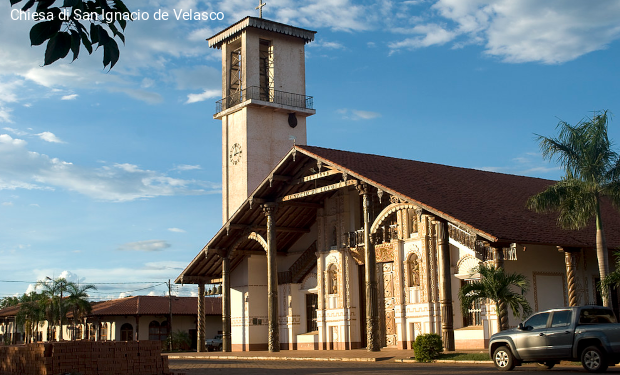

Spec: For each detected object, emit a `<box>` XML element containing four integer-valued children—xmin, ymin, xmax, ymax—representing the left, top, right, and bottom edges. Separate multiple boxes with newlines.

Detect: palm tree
<box><xmin>65</xmin><ymin>282</ymin><xmax>97</xmax><ymax>340</ymax></box>
<box><xmin>458</xmin><ymin>263</ymin><xmax>532</xmax><ymax>333</ymax></box>
<box><xmin>37</xmin><ymin>277</ymin><xmax>71</xmax><ymax>341</ymax></box>
<box><xmin>16</xmin><ymin>292</ymin><xmax>46</xmax><ymax>343</ymax></box>
<box><xmin>527</xmin><ymin>111</ymin><xmax>620</xmax><ymax>307</ymax></box>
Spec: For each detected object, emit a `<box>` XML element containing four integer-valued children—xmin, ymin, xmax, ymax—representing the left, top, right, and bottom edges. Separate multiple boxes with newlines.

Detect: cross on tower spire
<box><xmin>256</xmin><ymin>0</ymin><xmax>266</xmax><ymax>18</ymax></box>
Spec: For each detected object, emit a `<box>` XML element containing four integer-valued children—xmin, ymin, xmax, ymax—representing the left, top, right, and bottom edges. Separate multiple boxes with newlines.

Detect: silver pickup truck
<box><xmin>489</xmin><ymin>305</ymin><xmax>620</xmax><ymax>372</ymax></box>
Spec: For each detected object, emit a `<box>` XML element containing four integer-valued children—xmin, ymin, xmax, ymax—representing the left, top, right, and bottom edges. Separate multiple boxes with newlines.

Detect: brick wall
<box><xmin>0</xmin><ymin>341</ymin><xmax>176</xmax><ymax>375</ymax></box>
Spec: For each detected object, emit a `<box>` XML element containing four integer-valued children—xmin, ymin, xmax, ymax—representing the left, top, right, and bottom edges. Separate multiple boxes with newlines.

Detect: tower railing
<box><xmin>215</xmin><ymin>86</ymin><xmax>314</xmax><ymax>114</ymax></box>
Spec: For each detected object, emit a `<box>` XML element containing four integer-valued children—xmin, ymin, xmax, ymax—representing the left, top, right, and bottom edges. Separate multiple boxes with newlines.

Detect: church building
<box><xmin>176</xmin><ymin>16</ymin><xmax>620</xmax><ymax>352</ymax></box>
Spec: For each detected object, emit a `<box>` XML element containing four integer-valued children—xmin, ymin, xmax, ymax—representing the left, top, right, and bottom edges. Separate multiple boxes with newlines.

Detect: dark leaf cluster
<box><xmin>10</xmin><ymin>0</ymin><xmax>130</xmax><ymax>68</ymax></box>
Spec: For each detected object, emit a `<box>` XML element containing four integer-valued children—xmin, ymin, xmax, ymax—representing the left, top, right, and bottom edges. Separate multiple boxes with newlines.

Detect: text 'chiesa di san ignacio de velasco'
<box><xmin>176</xmin><ymin>13</ymin><xmax>620</xmax><ymax>353</ymax></box>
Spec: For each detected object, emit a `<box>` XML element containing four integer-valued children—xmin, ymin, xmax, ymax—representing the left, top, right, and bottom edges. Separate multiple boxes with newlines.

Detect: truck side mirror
<box><xmin>518</xmin><ymin>323</ymin><xmax>525</xmax><ymax>330</ymax></box>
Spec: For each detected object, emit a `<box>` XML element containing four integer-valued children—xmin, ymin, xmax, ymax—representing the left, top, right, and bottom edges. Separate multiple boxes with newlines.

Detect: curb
<box><xmin>394</xmin><ymin>359</ymin><xmax>492</xmax><ymax>364</ymax></box>
<box><xmin>166</xmin><ymin>355</ymin><xmax>377</xmax><ymax>362</ymax></box>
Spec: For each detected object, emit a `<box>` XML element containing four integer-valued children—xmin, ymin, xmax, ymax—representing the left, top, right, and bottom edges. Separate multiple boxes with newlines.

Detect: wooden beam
<box><xmin>278</xmin><ymin>179</ymin><xmax>358</xmax><ymax>202</ymax></box>
<box><xmin>279</xmin><ymin>201</ymin><xmax>323</xmax><ymax>209</ymax></box>
<box><xmin>176</xmin><ymin>275</ymin><xmax>210</xmax><ymax>284</ymax></box>
<box><xmin>293</xmin><ymin>169</ymin><xmax>341</xmax><ymax>184</ymax></box>
<box><xmin>228</xmin><ymin>224</ymin><xmax>311</xmax><ymax>233</ymax></box>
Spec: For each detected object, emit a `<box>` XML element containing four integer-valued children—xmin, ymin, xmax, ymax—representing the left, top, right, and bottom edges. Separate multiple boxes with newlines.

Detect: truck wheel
<box><xmin>582</xmin><ymin>345</ymin><xmax>608</xmax><ymax>373</ymax></box>
<box><xmin>536</xmin><ymin>361</ymin><xmax>555</xmax><ymax>369</ymax></box>
<box><xmin>493</xmin><ymin>346</ymin><xmax>515</xmax><ymax>371</ymax></box>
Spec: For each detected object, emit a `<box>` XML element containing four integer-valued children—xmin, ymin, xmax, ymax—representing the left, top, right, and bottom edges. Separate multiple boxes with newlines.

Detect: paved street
<box><xmin>168</xmin><ymin>358</ymin><xmax>620</xmax><ymax>375</ymax></box>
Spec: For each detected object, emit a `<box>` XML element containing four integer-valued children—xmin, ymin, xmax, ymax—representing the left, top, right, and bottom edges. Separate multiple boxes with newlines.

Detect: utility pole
<box><xmin>168</xmin><ymin>280</ymin><xmax>173</xmax><ymax>351</ymax></box>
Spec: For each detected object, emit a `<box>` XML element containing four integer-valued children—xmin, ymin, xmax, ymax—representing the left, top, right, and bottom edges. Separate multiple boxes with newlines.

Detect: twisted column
<box><xmin>197</xmin><ymin>283</ymin><xmax>206</xmax><ymax>352</ymax></box>
<box><xmin>263</xmin><ymin>202</ymin><xmax>280</xmax><ymax>352</ymax></box>
<box><xmin>560</xmin><ymin>247</ymin><xmax>580</xmax><ymax>307</ymax></box>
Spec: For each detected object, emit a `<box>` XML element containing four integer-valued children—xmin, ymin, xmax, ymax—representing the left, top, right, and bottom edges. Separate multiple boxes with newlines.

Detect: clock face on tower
<box><xmin>229</xmin><ymin>143</ymin><xmax>243</xmax><ymax>165</ymax></box>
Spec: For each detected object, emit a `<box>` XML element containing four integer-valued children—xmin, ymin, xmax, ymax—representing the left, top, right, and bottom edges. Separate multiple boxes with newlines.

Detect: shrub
<box><xmin>412</xmin><ymin>333</ymin><xmax>443</xmax><ymax>362</ymax></box>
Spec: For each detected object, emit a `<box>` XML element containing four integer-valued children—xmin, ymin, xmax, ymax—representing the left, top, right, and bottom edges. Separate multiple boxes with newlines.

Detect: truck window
<box><xmin>551</xmin><ymin>310</ymin><xmax>572</xmax><ymax>327</ymax></box>
<box><xmin>524</xmin><ymin>312</ymin><xmax>550</xmax><ymax>329</ymax></box>
<box><xmin>579</xmin><ymin>309</ymin><xmax>617</xmax><ymax>324</ymax></box>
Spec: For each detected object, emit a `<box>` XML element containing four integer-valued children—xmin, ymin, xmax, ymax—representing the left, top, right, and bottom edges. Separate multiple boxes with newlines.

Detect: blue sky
<box><xmin>1</xmin><ymin>0</ymin><xmax>620</xmax><ymax>300</ymax></box>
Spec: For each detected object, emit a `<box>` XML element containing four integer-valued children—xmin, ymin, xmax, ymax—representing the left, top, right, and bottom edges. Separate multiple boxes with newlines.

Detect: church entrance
<box><xmin>378</xmin><ymin>262</ymin><xmax>396</xmax><ymax>347</ymax></box>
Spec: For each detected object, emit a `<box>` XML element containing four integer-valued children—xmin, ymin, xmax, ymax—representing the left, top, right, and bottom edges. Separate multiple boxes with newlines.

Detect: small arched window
<box><xmin>120</xmin><ymin>323</ymin><xmax>133</xmax><ymax>341</ymax></box>
<box><xmin>328</xmin><ymin>265</ymin><xmax>338</xmax><ymax>295</ymax></box>
<box><xmin>407</xmin><ymin>253</ymin><xmax>420</xmax><ymax>287</ymax></box>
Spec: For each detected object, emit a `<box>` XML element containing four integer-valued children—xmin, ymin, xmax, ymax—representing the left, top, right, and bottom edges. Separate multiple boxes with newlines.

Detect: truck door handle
<box><xmin>539</xmin><ymin>333</ymin><xmax>544</xmax><ymax>336</ymax></box>
<box><xmin>565</xmin><ymin>331</ymin><xmax>570</xmax><ymax>334</ymax></box>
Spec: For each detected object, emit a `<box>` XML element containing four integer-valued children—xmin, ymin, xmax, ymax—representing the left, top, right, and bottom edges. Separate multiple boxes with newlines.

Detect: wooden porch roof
<box><xmin>176</xmin><ymin>145</ymin><xmax>620</xmax><ymax>284</ymax></box>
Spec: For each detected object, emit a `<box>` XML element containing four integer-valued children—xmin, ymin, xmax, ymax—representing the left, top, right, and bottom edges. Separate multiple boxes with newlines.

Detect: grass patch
<box><xmin>438</xmin><ymin>352</ymin><xmax>491</xmax><ymax>361</ymax></box>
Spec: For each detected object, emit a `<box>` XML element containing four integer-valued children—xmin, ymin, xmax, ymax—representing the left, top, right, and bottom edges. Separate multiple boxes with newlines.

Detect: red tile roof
<box><xmin>87</xmin><ymin>296</ymin><xmax>221</xmax><ymax>317</ymax></box>
<box><xmin>0</xmin><ymin>305</ymin><xmax>20</xmax><ymax>318</ymax></box>
<box><xmin>297</xmin><ymin>145</ymin><xmax>620</xmax><ymax>248</ymax></box>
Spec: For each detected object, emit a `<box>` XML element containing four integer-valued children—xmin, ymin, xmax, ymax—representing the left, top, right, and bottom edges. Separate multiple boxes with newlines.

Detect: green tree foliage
<box><xmin>527</xmin><ymin>111</ymin><xmax>620</xmax><ymax>307</ymax></box>
<box><xmin>458</xmin><ymin>264</ymin><xmax>532</xmax><ymax>333</ymax></box>
<box><xmin>0</xmin><ymin>296</ymin><xmax>20</xmax><ymax>309</ymax></box>
<box><xmin>412</xmin><ymin>333</ymin><xmax>443</xmax><ymax>362</ymax></box>
<box><xmin>15</xmin><ymin>292</ymin><xmax>46</xmax><ymax>343</ymax></box>
<box><xmin>167</xmin><ymin>330</ymin><xmax>191</xmax><ymax>351</ymax></box>
<box><xmin>66</xmin><ymin>282</ymin><xmax>96</xmax><ymax>339</ymax></box>
<box><xmin>35</xmin><ymin>277</ymin><xmax>96</xmax><ymax>341</ymax></box>
<box><xmin>10</xmin><ymin>0</ymin><xmax>130</xmax><ymax>68</ymax></box>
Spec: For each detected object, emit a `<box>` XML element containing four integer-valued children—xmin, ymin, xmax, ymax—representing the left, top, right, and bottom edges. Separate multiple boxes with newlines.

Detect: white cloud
<box><xmin>0</xmin><ymin>107</ymin><xmax>12</xmax><ymax>123</ymax></box>
<box><xmin>174</xmin><ymin>164</ymin><xmax>201</xmax><ymax>171</ymax></box>
<box><xmin>61</xmin><ymin>94</ymin><xmax>78</xmax><ymax>101</ymax></box>
<box><xmin>186</xmin><ymin>89</ymin><xmax>220</xmax><ymax>104</ymax></box>
<box><xmin>389</xmin><ymin>23</ymin><xmax>457</xmax><ymax>50</ymax></box>
<box><xmin>2</xmin><ymin>201</ymin><xmax>13</xmax><ymax>206</ymax></box>
<box><xmin>338</xmin><ymin>108</ymin><xmax>381</xmax><ymax>120</ymax></box>
<box><xmin>0</xmin><ymin>133</ymin><xmax>218</xmax><ymax>201</ymax></box>
<box><xmin>310</xmin><ymin>40</ymin><xmax>345</xmax><ymax>49</ymax></box>
<box><xmin>168</xmin><ymin>227</ymin><xmax>186</xmax><ymax>233</ymax></box>
<box><xmin>36</xmin><ymin>132</ymin><xmax>64</xmax><ymax>143</ymax></box>
<box><xmin>389</xmin><ymin>0</ymin><xmax>620</xmax><ymax>64</ymax></box>
<box><xmin>118</xmin><ymin>239</ymin><xmax>171</xmax><ymax>252</ymax></box>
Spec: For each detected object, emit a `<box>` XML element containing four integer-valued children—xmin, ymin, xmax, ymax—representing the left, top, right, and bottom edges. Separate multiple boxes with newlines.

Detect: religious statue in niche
<box><xmin>328</xmin><ymin>265</ymin><xmax>338</xmax><ymax>294</ymax></box>
<box><xmin>408</xmin><ymin>253</ymin><xmax>420</xmax><ymax>287</ymax></box>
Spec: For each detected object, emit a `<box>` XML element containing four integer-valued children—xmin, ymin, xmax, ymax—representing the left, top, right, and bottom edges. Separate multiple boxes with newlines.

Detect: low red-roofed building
<box><xmin>0</xmin><ymin>296</ymin><xmax>221</xmax><ymax>349</ymax></box>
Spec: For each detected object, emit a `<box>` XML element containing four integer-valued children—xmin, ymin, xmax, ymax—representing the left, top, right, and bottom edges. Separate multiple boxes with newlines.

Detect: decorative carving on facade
<box><xmin>447</xmin><ymin>222</ymin><xmax>476</xmax><ymax>250</ymax></box>
<box><xmin>375</xmin><ymin>243</ymin><xmax>395</xmax><ymax>263</ymax></box>
<box><xmin>350</xmin><ymin>247</ymin><xmax>365</xmax><ymax>265</ymax></box>
<box><xmin>456</xmin><ymin>255</ymin><xmax>481</xmax><ymax>277</ymax></box>
<box><xmin>301</xmin><ymin>271</ymin><xmax>317</xmax><ymax>290</ymax></box>
<box><xmin>370</xmin><ymin>203</ymin><xmax>417</xmax><ymax>235</ymax></box>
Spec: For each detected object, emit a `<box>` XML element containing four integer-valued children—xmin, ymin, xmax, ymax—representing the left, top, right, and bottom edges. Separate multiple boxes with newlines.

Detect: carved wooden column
<box><xmin>359</xmin><ymin>184</ymin><xmax>380</xmax><ymax>351</ymax></box>
<box><xmin>222</xmin><ymin>253</ymin><xmax>232</xmax><ymax>352</ymax></box>
<box><xmin>435</xmin><ymin>220</ymin><xmax>454</xmax><ymax>351</ymax></box>
<box><xmin>493</xmin><ymin>247</ymin><xmax>508</xmax><ymax>331</ymax></box>
<box><xmin>197</xmin><ymin>283</ymin><xmax>206</xmax><ymax>352</ymax></box>
<box><xmin>559</xmin><ymin>247</ymin><xmax>580</xmax><ymax>307</ymax></box>
<box><xmin>263</xmin><ymin>202</ymin><xmax>280</xmax><ymax>352</ymax></box>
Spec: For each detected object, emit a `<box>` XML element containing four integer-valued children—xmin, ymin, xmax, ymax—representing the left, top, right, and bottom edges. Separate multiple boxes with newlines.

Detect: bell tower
<box><xmin>208</xmin><ymin>17</ymin><xmax>316</xmax><ymax>223</ymax></box>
